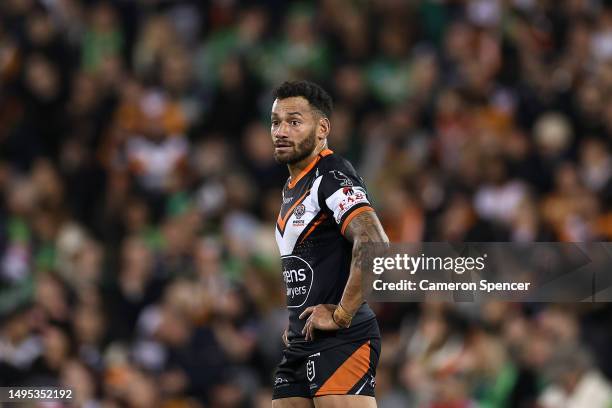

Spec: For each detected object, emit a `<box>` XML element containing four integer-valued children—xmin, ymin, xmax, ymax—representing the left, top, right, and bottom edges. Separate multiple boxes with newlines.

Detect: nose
<box><xmin>273</xmin><ymin>121</ymin><xmax>290</xmax><ymax>139</ymax></box>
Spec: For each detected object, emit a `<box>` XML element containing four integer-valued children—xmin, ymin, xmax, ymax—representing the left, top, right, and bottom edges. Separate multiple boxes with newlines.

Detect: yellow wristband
<box><xmin>338</xmin><ymin>303</ymin><xmax>354</xmax><ymax>317</ymax></box>
<box><xmin>333</xmin><ymin>303</ymin><xmax>353</xmax><ymax>328</ymax></box>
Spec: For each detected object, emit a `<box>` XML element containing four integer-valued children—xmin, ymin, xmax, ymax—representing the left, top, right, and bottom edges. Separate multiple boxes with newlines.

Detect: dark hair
<box><xmin>272</xmin><ymin>80</ymin><xmax>333</xmax><ymax>118</ymax></box>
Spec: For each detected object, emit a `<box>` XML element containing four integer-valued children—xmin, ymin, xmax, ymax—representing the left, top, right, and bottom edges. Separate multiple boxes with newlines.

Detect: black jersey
<box><xmin>276</xmin><ymin>149</ymin><xmax>376</xmax><ymax>341</ymax></box>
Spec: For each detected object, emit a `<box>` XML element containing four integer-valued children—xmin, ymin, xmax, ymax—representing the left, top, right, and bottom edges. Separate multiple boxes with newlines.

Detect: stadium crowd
<box><xmin>1</xmin><ymin>0</ymin><xmax>612</xmax><ymax>406</ymax></box>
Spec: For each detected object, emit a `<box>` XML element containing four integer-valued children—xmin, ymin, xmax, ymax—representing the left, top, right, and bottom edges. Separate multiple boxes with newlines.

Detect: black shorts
<box><xmin>272</xmin><ymin>318</ymin><xmax>381</xmax><ymax>400</ymax></box>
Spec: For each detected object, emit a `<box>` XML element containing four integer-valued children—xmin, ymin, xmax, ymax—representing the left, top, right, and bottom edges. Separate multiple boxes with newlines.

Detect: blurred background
<box><xmin>2</xmin><ymin>0</ymin><xmax>612</xmax><ymax>407</ymax></box>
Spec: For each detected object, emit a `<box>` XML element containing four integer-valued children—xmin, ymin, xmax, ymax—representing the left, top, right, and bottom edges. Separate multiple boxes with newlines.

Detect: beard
<box><xmin>274</xmin><ymin>129</ymin><xmax>317</xmax><ymax>165</ymax></box>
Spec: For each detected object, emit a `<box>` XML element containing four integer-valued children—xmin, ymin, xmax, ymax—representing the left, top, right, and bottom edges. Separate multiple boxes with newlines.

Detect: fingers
<box><xmin>299</xmin><ymin>306</ymin><xmax>314</xmax><ymax>319</ymax></box>
<box><xmin>300</xmin><ymin>305</ymin><xmax>328</xmax><ymax>341</ymax></box>
<box><xmin>301</xmin><ymin>313</ymin><xmax>316</xmax><ymax>341</ymax></box>
<box><xmin>301</xmin><ymin>317</ymin><xmax>310</xmax><ymax>336</ymax></box>
<box><xmin>302</xmin><ymin>318</ymin><xmax>316</xmax><ymax>341</ymax></box>
<box><xmin>307</xmin><ymin>322</ymin><xmax>315</xmax><ymax>341</ymax></box>
<box><xmin>282</xmin><ymin>329</ymin><xmax>289</xmax><ymax>347</ymax></box>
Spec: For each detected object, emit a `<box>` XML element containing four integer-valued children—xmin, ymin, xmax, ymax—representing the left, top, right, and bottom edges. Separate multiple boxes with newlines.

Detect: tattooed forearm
<box><xmin>340</xmin><ymin>210</ymin><xmax>389</xmax><ymax>315</ymax></box>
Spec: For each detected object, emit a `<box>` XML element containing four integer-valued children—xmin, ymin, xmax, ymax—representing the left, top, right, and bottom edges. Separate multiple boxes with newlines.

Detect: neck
<box><xmin>288</xmin><ymin>143</ymin><xmax>327</xmax><ymax>179</ymax></box>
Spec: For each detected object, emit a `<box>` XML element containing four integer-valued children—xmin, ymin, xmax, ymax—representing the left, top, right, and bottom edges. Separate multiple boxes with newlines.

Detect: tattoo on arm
<box><xmin>340</xmin><ymin>210</ymin><xmax>389</xmax><ymax>315</ymax></box>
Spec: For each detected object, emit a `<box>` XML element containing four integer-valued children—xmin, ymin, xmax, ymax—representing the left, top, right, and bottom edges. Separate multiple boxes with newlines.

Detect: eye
<box><xmin>290</xmin><ymin>120</ymin><xmax>301</xmax><ymax>126</ymax></box>
<box><xmin>271</xmin><ymin>120</ymin><xmax>279</xmax><ymax>127</ymax></box>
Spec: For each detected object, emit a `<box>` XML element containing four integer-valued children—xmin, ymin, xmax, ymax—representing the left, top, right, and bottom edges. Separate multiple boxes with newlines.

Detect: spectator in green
<box><xmin>81</xmin><ymin>2</ymin><xmax>123</xmax><ymax>73</ymax></box>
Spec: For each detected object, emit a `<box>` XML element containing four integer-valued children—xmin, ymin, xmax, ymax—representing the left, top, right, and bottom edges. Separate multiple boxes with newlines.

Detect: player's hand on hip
<box><xmin>299</xmin><ymin>304</ymin><xmax>340</xmax><ymax>341</ymax></box>
<box><xmin>282</xmin><ymin>327</ymin><xmax>289</xmax><ymax>347</ymax></box>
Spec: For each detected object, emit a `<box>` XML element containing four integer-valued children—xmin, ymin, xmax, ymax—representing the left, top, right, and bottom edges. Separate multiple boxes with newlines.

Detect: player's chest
<box><xmin>275</xmin><ymin>185</ymin><xmax>322</xmax><ymax>253</ymax></box>
<box><xmin>277</xmin><ymin>186</ymin><xmax>318</xmax><ymax>232</ymax></box>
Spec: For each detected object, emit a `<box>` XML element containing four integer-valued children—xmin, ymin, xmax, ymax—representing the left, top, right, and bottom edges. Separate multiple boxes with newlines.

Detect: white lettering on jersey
<box><xmin>281</xmin><ymin>255</ymin><xmax>314</xmax><ymax>308</ymax></box>
<box><xmin>325</xmin><ymin>186</ymin><xmax>370</xmax><ymax>224</ymax></box>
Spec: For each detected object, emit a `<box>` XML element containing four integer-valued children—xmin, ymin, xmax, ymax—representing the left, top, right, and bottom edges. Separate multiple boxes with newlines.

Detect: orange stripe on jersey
<box><xmin>277</xmin><ymin>190</ymin><xmax>310</xmax><ymax>232</ymax></box>
<box><xmin>340</xmin><ymin>206</ymin><xmax>374</xmax><ymax>235</ymax></box>
<box><xmin>299</xmin><ymin>213</ymin><xmax>327</xmax><ymax>244</ymax></box>
<box><xmin>315</xmin><ymin>341</ymin><xmax>371</xmax><ymax>396</ymax></box>
<box><xmin>288</xmin><ymin>149</ymin><xmax>334</xmax><ymax>189</ymax></box>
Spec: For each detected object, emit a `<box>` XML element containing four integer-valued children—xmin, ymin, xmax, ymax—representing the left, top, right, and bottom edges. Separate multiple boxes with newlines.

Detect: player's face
<box><xmin>270</xmin><ymin>97</ymin><xmax>319</xmax><ymax>165</ymax></box>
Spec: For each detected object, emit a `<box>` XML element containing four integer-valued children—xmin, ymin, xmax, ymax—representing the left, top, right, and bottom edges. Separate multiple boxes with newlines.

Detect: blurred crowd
<box><xmin>2</xmin><ymin>0</ymin><xmax>612</xmax><ymax>407</ymax></box>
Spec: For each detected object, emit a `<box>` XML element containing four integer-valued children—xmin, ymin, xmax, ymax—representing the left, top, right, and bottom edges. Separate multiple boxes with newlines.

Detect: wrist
<box><xmin>333</xmin><ymin>303</ymin><xmax>353</xmax><ymax>328</ymax></box>
<box><xmin>331</xmin><ymin>309</ymin><xmax>346</xmax><ymax>329</ymax></box>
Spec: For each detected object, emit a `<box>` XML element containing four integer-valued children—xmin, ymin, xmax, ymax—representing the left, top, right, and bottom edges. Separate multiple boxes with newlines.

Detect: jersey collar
<box><xmin>287</xmin><ymin>148</ymin><xmax>333</xmax><ymax>189</ymax></box>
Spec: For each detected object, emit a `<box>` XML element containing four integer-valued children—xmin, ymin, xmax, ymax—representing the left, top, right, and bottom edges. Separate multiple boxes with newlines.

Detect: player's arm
<box><xmin>300</xmin><ymin>210</ymin><xmax>388</xmax><ymax>340</ymax></box>
<box><xmin>334</xmin><ymin>210</ymin><xmax>389</xmax><ymax>325</ymax></box>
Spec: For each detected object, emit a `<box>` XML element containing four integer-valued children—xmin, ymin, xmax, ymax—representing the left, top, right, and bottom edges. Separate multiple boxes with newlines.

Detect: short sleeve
<box><xmin>318</xmin><ymin>169</ymin><xmax>374</xmax><ymax>235</ymax></box>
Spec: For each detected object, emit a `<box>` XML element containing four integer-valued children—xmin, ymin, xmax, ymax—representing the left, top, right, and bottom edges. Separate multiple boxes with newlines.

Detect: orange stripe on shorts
<box><xmin>315</xmin><ymin>341</ymin><xmax>371</xmax><ymax>396</ymax></box>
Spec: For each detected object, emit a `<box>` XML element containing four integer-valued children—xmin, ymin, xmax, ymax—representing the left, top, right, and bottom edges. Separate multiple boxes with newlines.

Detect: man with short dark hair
<box><xmin>270</xmin><ymin>80</ymin><xmax>389</xmax><ymax>408</ymax></box>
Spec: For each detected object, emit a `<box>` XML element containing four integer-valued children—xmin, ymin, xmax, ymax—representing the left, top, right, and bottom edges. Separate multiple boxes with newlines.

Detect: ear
<box><xmin>317</xmin><ymin>116</ymin><xmax>331</xmax><ymax>141</ymax></box>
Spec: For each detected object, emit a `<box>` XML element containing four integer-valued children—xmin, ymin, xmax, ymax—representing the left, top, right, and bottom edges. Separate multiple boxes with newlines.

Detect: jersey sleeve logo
<box><xmin>330</xmin><ymin>170</ymin><xmax>353</xmax><ymax>186</ymax></box>
<box><xmin>325</xmin><ymin>186</ymin><xmax>370</xmax><ymax>224</ymax></box>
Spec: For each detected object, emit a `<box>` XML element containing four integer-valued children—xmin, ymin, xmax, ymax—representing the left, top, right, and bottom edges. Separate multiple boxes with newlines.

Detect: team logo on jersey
<box><xmin>343</xmin><ymin>187</ymin><xmax>354</xmax><ymax>195</ymax></box>
<box><xmin>330</xmin><ymin>170</ymin><xmax>353</xmax><ymax>187</ymax></box>
<box><xmin>281</xmin><ymin>255</ymin><xmax>313</xmax><ymax>308</ymax></box>
<box><xmin>277</xmin><ymin>189</ymin><xmax>310</xmax><ymax>236</ymax></box>
<box><xmin>294</xmin><ymin>204</ymin><xmax>305</xmax><ymax>219</ymax></box>
<box><xmin>306</xmin><ymin>359</ymin><xmax>316</xmax><ymax>382</ymax></box>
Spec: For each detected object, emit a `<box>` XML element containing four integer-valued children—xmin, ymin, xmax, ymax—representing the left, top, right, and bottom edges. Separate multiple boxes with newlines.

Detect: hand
<box><xmin>282</xmin><ymin>327</ymin><xmax>289</xmax><ymax>347</ymax></box>
<box><xmin>299</xmin><ymin>304</ymin><xmax>341</xmax><ymax>341</ymax></box>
